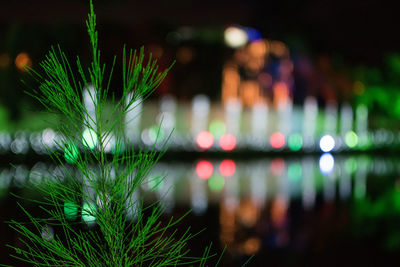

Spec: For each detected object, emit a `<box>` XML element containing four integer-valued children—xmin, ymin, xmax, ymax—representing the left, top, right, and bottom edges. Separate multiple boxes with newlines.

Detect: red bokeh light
<box><xmin>196</xmin><ymin>131</ymin><xmax>214</xmax><ymax>149</ymax></box>
<box><xmin>219</xmin><ymin>134</ymin><xmax>237</xmax><ymax>151</ymax></box>
<box><xmin>270</xmin><ymin>158</ymin><xmax>285</xmax><ymax>176</ymax></box>
<box><xmin>196</xmin><ymin>160</ymin><xmax>214</xmax><ymax>179</ymax></box>
<box><xmin>219</xmin><ymin>159</ymin><xmax>236</xmax><ymax>177</ymax></box>
<box><xmin>270</xmin><ymin>132</ymin><xmax>285</xmax><ymax>149</ymax></box>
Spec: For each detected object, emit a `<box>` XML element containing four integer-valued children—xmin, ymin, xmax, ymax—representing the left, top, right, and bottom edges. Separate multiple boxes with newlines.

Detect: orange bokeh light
<box><xmin>15</xmin><ymin>52</ymin><xmax>32</xmax><ymax>71</ymax></box>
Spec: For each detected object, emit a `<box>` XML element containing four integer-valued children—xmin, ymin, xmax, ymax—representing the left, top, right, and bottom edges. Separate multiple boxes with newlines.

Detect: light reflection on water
<box><xmin>1</xmin><ymin>154</ymin><xmax>400</xmax><ymax>265</ymax></box>
<box><xmin>0</xmin><ymin>155</ymin><xmax>386</xmax><ymax>208</ymax></box>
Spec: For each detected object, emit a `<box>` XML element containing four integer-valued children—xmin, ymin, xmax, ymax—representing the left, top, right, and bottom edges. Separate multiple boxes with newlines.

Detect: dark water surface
<box><xmin>1</xmin><ymin>154</ymin><xmax>400</xmax><ymax>266</ymax></box>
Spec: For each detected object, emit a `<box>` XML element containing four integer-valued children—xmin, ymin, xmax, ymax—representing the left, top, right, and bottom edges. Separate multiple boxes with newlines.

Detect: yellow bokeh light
<box><xmin>15</xmin><ymin>52</ymin><xmax>32</xmax><ymax>71</ymax></box>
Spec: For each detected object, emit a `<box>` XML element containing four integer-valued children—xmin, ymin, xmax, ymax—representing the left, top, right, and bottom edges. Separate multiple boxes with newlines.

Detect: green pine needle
<box><xmin>7</xmin><ymin>1</ymin><xmax>219</xmax><ymax>266</ymax></box>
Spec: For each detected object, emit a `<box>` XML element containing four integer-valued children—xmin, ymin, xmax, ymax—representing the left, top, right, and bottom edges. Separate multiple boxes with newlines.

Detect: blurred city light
<box><xmin>208</xmin><ymin>175</ymin><xmax>225</xmax><ymax>192</ymax></box>
<box><xmin>224</xmin><ymin>26</ymin><xmax>248</xmax><ymax>48</ymax></box>
<box><xmin>42</xmin><ymin>128</ymin><xmax>56</xmax><ymax>148</ymax></box>
<box><xmin>41</xmin><ymin>225</ymin><xmax>54</xmax><ymax>242</ymax></box>
<box><xmin>244</xmin><ymin>27</ymin><xmax>262</xmax><ymax>42</ymax></box>
<box><xmin>82</xmin><ymin>128</ymin><xmax>98</xmax><ymax>149</ymax></box>
<box><xmin>344</xmin><ymin>157</ymin><xmax>358</xmax><ymax>174</ymax></box>
<box><xmin>209</xmin><ymin>120</ymin><xmax>226</xmax><ymax>139</ymax></box>
<box><xmin>319</xmin><ymin>153</ymin><xmax>335</xmax><ymax>174</ymax></box>
<box><xmin>64</xmin><ymin>201</ymin><xmax>78</xmax><ymax>221</ymax></box>
<box><xmin>270</xmin><ymin>41</ymin><xmax>288</xmax><ymax>58</ymax></box>
<box><xmin>82</xmin><ymin>202</ymin><xmax>96</xmax><ymax>225</ymax></box>
<box><xmin>196</xmin><ymin>160</ymin><xmax>213</xmax><ymax>179</ymax></box>
<box><xmin>270</xmin><ymin>158</ymin><xmax>285</xmax><ymax>176</ymax></box>
<box><xmin>64</xmin><ymin>142</ymin><xmax>79</xmax><ymax>164</ymax></box>
<box><xmin>288</xmin><ymin>133</ymin><xmax>303</xmax><ymax>151</ymax></box>
<box><xmin>288</xmin><ymin>163</ymin><xmax>302</xmax><ymax>181</ymax></box>
<box><xmin>219</xmin><ymin>133</ymin><xmax>236</xmax><ymax>151</ymax></box>
<box><xmin>10</xmin><ymin>133</ymin><xmax>29</xmax><ymax>154</ymax></box>
<box><xmin>15</xmin><ymin>52</ymin><xmax>32</xmax><ymax>71</ymax></box>
<box><xmin>345</xmin><ymin>131</ymin><xmax>358</xmax><ymax>148</ymax></box>
<box><xmin>149</xmin><ymin>125</ymin><xmax>165</xmax><ymax>143</ymax></box>
<box><xmin>319</xmin><ymin>134</ymin><xmax>335</xmax><ymax>152</ymax></box>
<box><xmin>148</xmin><ymin>175</ymin><xmax>164</xmax><ymax>191</ymax></box>
<box><xmin>270</xmin><ymin>132</ymin><xmax>285</xmax><ymax>149</ymax></box>
<box><xmin>196</xmin><ymin>131</ymin><xmax>214</xmax><ymax>149</ymax></box>
<box><xmin>192</xmin><ymin>95</ymin><xmax>210</xmax><ymax>136</ymax></box>
<box><xmin>219</xmin><ymin>159</ymin><xmax>236</xmax><ymax>177</ymax></box>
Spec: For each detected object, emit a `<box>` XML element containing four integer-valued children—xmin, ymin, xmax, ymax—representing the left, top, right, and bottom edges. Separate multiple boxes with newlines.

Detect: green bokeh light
<box><xmin>208</xmin><ymin>175</ymin><xmax>225</xmax><ymax>193</ymax></box>
<box><xmin>111</xmin><ymin>140</ymin><xmax>125</xmax><ymax>155</ymax></box>
<box><xmin>344</xmin><ymin>157</ymin><xmax>358</xmax><ymax>174</ymax></box>
<box><xmin>288</xmin><ymin>133</ymin><xmax>303</xmax><ymax>151</ymax></box>
<box><xmin>64</xmin><ymin>201</ymin><xmax>78</xmax><ymax>221</ymax></box>
<box><xmin>345</xmin><ymin>131</ymin><xmax>358</xmax><ymax>148</ymax></box>
<box><xmin>149</xmin><ymin>125</ymin><xmax>165</xmax><ymax>143</ymax></box>
<box><xmin>82</xmin><ymin>202</ymin><xmax>96</xmax><ymax>224</ymax></box>
<box><xmin>148</xmin><ymin>175</ymin><xmax>164</xmax><ymax>191</ymax></box>
<box><xmin>64</xmin><ymin>142</ymin><xmax>79</xmax><ymax>164</ymax></box>
<box><xmin>288</xmin><ymin>163</ymin><xmax>302</xmax><ymax>181</ymax></box>
<box><xmin>82</xmin><ymin>128</ymin><xmax>98</xmax><ymax>149</ymax></box>
<box><xmin>209</xmin><ymin>120</ymin><xmax>226</xmax><ymax>139</ymax></box>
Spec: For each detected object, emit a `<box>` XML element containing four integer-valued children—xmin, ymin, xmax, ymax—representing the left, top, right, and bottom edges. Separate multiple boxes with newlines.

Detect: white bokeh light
<box><xmin>319</xmin><ymin>153</ymin><xmax>335</xmax><ymax>174</ymax></box>
<box><xmin>319</xmin><ymin>134</ymin><xmax>335</xmax><ymax>152</ymax></box>
<box><xmin>224</xmin><ymin>26</ymin><xmax>248</xmax><ymax>48</ymax></box>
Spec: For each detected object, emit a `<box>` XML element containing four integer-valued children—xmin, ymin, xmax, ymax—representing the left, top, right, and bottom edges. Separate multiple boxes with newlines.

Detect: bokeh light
<box><xmin>82</xmin><ymin>128</ymin><xmax>98</xmax><ymax>149</ymax></box>
<box><xmin>345</xmin><ymin>131</ymin><xmax>358</xmax><ymax>148</ymax></box>
<box><xmin>224</xmin><ymin>26</ymin><xmax>248</xmax><ymax>48</ymax></box>
<box><xmin>344</xmin><ymin>157</ymin><xmax>358</xmax><ymax>174</ymax></box>
<box><xmin>196</xmin><ymin>160</ymin><xmax>213</xmax><ymax>179</ymax></box>
<box><xmin>245</xmin><ymin>27</ymin><xmax>262</xmax><ymax>42</ymax></box>
<box><xmin>148</xmin><ymin>175</ymin><xmax>164</xmax><ymax>191</ymax></box>
<box><xmin>270</xmin><ymin>132</ymin><xmax>285</xmax><ymax>149</ymax></box>
<box><xmin>41</xmin><ymin>225</ymin><xmax>54</xmax><ymax>242</ymax></box>
<box><xmin>209</xmin><ymin>120</ymin><xmax>226</xmax><ymax>139</ymax></box>
<box><xmin>219</xmin><ymin>134</ymin><xmax>236</xmax><ymax>151</ymax></box>
<box><xmin>196</xmin><ymin>131</ymin><xmax>214</xmax><ymax>149</ymax></box>
<box><xmin>64</xmin><ymin>142</ymin><xmax>79</xmax><ymax>164</ymax></box>
<box><xmin>149</xmin><ymin>125</ymin><xmax>165</xmax><ymax>143</ymax></box>
<box><xmin>82</xmin><ymin>202</ymin><xmax>96</xmax><ymax>225</ymax></box>
<box><xmin>64</xmin><ymin>201</ymin><xmax>78</xmax><ymax>221</ymax></box>
<box><xmin>208</xmin><ymin>175</ymin><xmax>225</xmax><ymax>192</ymax></box>
<box><xmin>270</xmin><ymin>158</ymin><xmax>285</xmax><ymax>176</ymax></box>
<box><xmin>219</xmin><ymin>159</ymin><xmax>236</xmax><ymax>177</ymax></box>
<box><xmin>288</xmin><ymin>133</ymin><xmax>303</xmax><ymax>151</ymax></box>
<box><xmin>319</xmin><ymin>134</ymin><xmax>335</xmax><ymax>152</ymax></box>
<box><xmin>15</xmin><ymin>52</ymin><xmax>32</xmax><ymax>71</ymax></box>
<box><xmin>288</xmin><ymin>163</ymin><xmax>302</xmax><ymax>181</ymax></box>
<box><xmin>319</xmin><ymin>153</ymin><xmax>335</xmax><ymax>174</ymax></box>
